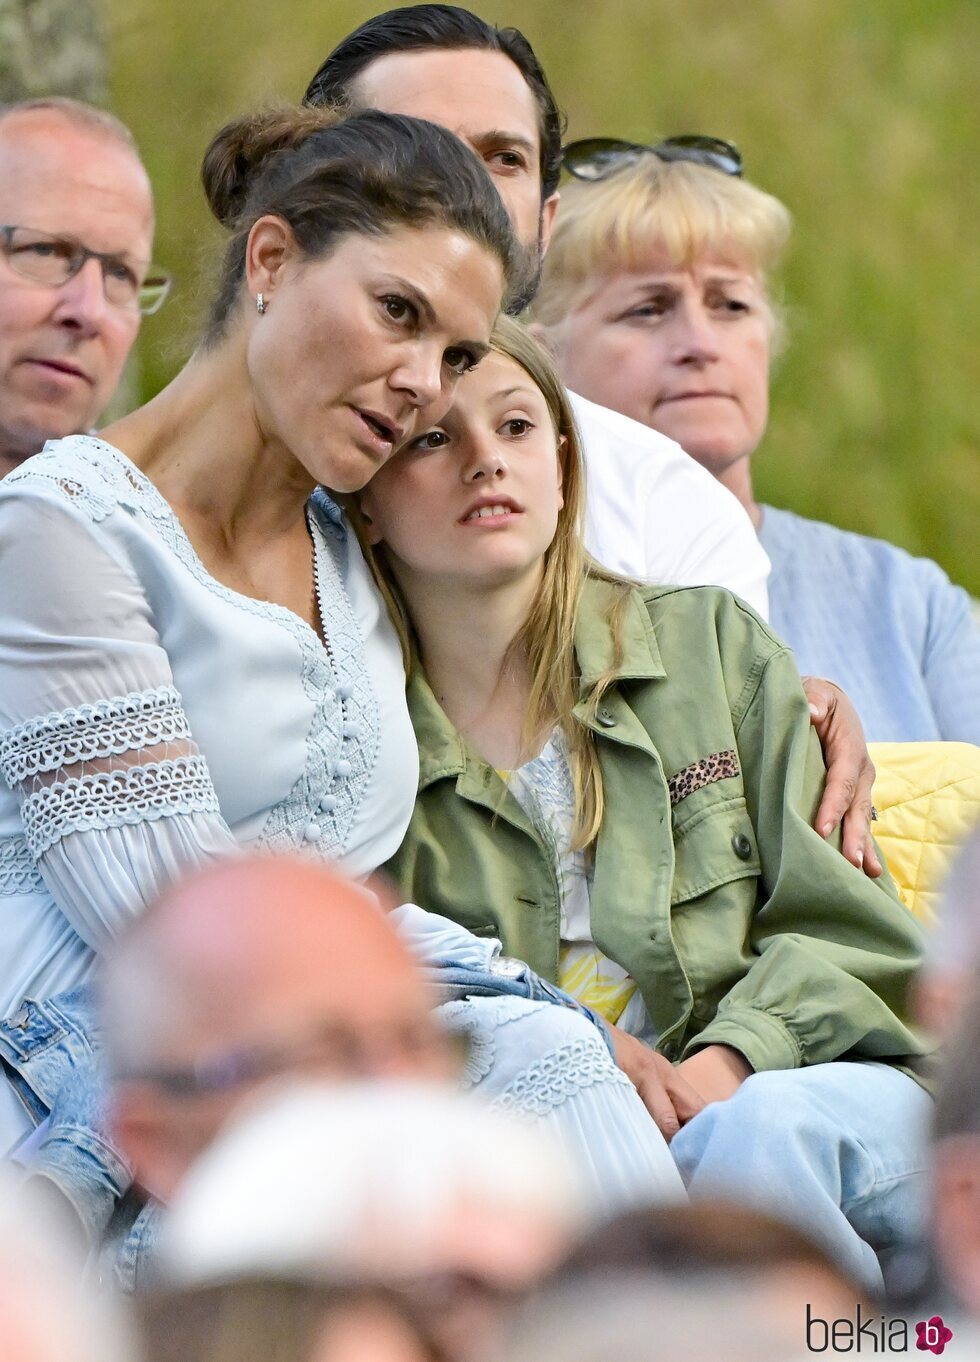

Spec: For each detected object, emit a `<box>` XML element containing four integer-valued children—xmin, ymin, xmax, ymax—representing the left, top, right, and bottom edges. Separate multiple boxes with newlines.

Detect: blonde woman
<box><xmin>530</xmin><ymin>137</ymin><xmax>980</xmax><ymax>744</ymax></box>
<box><xmin>354</xmin><ymin>317</ymin><xmax>931</xmax><ymax>1294</ymax></box>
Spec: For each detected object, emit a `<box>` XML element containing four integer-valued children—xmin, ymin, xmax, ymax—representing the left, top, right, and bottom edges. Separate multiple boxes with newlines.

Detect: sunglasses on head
<box><xmin>562</xmin><ymin>135</ymin><xmax>743</xmax><ymax>182</ymax></box>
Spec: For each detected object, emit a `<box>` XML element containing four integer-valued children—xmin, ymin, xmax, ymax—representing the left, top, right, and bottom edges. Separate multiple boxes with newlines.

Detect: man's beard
<box><xmin>505</xmin><ymin>229</ymin><xmax>545</xmax><ymax>316</ymax></box>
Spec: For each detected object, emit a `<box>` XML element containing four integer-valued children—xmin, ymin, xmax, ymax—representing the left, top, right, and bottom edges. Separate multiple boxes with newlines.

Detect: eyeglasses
<box><xmin>121</xmin><ymin>1017</ymin><xmax>466</xmax><ymax>1097</ymax></box>
<box><xmin>0</xmin><ymin>225</ymin><xmax>172</xmax><ymax>315</ymax></box>
<box><xmin>561</xmin><ymin>135</ymin><xmax>743</xmax><ymax>182</ymax></box>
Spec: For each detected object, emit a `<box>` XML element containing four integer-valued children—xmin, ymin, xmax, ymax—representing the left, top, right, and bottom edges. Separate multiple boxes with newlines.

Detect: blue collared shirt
<box><xmin>759</xmin><ymin>505</ymin><xmax>980</xmax><ymax>743</ymax></box>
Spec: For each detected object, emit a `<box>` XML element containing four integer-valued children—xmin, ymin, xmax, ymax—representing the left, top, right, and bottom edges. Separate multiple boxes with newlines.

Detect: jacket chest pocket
<box><xmin>670</xmin><ymin>797</ymin><xmax>761</xmax><ymax>905</ymax></box>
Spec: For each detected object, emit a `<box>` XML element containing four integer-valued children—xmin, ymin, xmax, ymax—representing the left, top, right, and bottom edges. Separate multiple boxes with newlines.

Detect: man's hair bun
<box><xmin>201</xmin><ymin>104</ymin><xmax>345</xmax><ymax>229</ymax></box>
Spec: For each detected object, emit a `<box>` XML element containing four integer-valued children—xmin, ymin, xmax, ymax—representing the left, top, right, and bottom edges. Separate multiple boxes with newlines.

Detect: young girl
<box><xmin>355</xmin><ymin>317</ymin><xmax>931</xmax><ymax>1294</ymax></box>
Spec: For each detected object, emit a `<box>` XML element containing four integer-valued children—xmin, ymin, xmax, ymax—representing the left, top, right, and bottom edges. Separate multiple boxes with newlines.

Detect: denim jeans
<box><xmin>670</xmin><ymin>1061</ymin><xmax>933</xmax><ymax>1295</ymax></box>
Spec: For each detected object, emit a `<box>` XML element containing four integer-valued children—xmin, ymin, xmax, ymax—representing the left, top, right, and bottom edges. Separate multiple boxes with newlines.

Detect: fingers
<box><xmin>635</xmin><ymin>1074</ymin><xmax>683</xmax><ymax>1141</ymax></box>
<box><xmin>825</xmin><ymin>739</ymin><xmax>877</xmax><ymax>872</ymax></box>
<box><xmin>815</xmin><ymin>769</ymin><xmax>857</xmax><ymax>842</ymax></box>
<box><xmin>609</xmin><ymin>1027</ymin><xmax>709</xmax><ymax>1137</ymax></box>
<box><xmin>610</xmin><ymin>1028</ymin><xmax>689</xmax><ymax>1139</ymax></box>
<box><xmin>846</xmin><ymin>808</ymin><xmax>883</xmax><ymax>879</ymax></box>
<box><xmin>804</xmin><ymin>678</ymin><xmax>880</xmax><ymax>872</ymax></box>
<box><xmin>635</xmin><ymin>1052</ymin><xmax>706</xmax><ymax>1138</ymax></box>
<box><xmin>863</xmin><ymin>835</ymin><xmax>884</xmax><ymax>879</ymax></box>
<box><xmin>664</xmin><ymin>1069</ymin><xmax>706</xmax><ymax>1126</ymax></box>
<box><xmin>839</xmin><ymin>797</ymin><xmax>869</xmax><ymax>868</ymax></box>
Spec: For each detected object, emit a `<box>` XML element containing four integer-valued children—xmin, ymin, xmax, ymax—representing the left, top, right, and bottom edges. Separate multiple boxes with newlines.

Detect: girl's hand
<box><xmin>608</xmin><ymin>1026</ymin><xmax>704</xmax><ymax>1140</ymax></box>
<box><xmin>675</xmin><ymin>1044</ymin><xmax>753</xmax><ymax>1106</ymax></box>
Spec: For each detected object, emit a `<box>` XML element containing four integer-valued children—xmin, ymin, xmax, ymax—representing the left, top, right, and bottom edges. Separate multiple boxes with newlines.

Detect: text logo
<box><xmin>806</xmin><ymin>1303</ymin><xmax>936</xmax><ymax>1353</ymax></box>
<box><xmin>916</xmin><ymin>1316</ymin><xmax>953</xmax><ymax>1356</ymax></box>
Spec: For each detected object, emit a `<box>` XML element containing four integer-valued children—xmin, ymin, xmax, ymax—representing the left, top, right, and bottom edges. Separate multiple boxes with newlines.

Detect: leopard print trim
<box><xmin>667</xmin><ymin>749</ymin><xmax>740</xmax><ymax>807</ymax></box>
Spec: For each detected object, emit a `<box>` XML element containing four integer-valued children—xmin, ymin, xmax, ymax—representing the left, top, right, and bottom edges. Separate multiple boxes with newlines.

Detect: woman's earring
<box><xmin>256</xmin><ymin>292</ymin><xmax>267</xmax><ymax>315</ymax></box>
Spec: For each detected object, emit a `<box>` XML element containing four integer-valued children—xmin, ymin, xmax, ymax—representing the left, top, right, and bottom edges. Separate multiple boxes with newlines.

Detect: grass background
<box><xmin>103</xmin><ymin>0</ymin><xmax>979</xmax><ymax>592</ymax></box>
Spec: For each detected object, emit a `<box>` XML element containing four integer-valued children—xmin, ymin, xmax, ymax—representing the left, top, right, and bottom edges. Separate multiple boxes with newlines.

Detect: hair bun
<box><xmin>201</xmin><ymin>104</ymin><xmax>345</xmax><ymax>229</ymax></box>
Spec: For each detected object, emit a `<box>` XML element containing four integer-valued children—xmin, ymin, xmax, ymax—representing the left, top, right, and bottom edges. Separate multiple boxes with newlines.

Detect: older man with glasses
<box><xmin>0</xmin><ymin>97</ymin><xmax>168</xmax><ymax>480</ymax></box>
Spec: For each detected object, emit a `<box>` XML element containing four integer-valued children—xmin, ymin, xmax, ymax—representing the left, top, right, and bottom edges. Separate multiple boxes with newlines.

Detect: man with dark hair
<box><xmin>305</xmin><ymin>4</ymin><xmax>881</xmax><ymax>871</ymax></box>
<box><xmin>0</xmin><ymin>98</ymin><xmax>164</xmax><ymax>478</ymax></box>
<box><xmin>306</xmin><ymin>5</ymin><xmax>769</xmax><ymax>602</ymax></box>
<box><xmin>307</xmin><ymin>4</ymin><xmax>562</xmax><ymax>313</ymax></box>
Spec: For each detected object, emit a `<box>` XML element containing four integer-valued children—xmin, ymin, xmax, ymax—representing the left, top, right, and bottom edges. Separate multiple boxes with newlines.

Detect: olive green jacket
<box><xmin>385</xmin><ymin>580</ymin><xmax>927</xmax><ymax>1075</ymax></box>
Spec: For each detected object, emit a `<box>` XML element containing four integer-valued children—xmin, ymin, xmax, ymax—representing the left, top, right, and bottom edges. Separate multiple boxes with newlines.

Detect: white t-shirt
<box><xmin>570</xmin><ymin>391</ymin><xmax>770</xmax><ymax>618</ymax></box>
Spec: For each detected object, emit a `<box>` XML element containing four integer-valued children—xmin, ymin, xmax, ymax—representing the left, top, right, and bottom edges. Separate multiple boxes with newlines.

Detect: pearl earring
<box><xmin>256</xmin><ymin>292</ymin><xmax>266</xmax><ymax>315</ymax></box>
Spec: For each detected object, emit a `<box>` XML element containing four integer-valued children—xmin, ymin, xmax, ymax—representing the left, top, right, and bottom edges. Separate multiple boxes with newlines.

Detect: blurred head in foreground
<box><xmin>552</xmin><ymin>1200</ymin><xmax>874</xmax><ymax>1327</ymax></box>
<box><xmin>138</xmin><ymin>1279</ymin><xmax>448</xmax><ymax>1362</ymax></box>
<box><xmin>500</xmin><ymin>1272</ymin><xmax>820</xmax><ymax>1362</ymax></box>
<box><xmin>930</xmin><ymin>945</ymin><xmax>980</xmax><ymax>1316</ymax></box>
<box><xmin>152</xmin><ymin>1080</ymin><xmax>587</xmax><ymax>1359</ymax></box>
<box><xmin>103</xmin><ymin>854</ymin><xmax>455</xmax><ymax>1202</ymax></box>
<box><xmin>914</xmin><ymin>825</ymin><xmax>980</xmax><ymax>1043</ymax></box>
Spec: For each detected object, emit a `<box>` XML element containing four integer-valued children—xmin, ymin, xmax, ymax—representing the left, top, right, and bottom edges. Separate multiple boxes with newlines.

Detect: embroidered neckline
<box><xmin>6</xmin><ymin>436</ymin><xmax>380</xmax><ymax>859</ymax></box>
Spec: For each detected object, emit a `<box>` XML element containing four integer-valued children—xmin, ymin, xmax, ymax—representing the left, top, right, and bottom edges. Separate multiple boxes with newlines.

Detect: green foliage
<box><xmin>0</xmin><ymin>0</ymin><xmax>107</xmax><ymax>100</ymax></box>
<box><xmin>104</xmin><ymin>0</ymin><xmax>979</xmax><ymax>590</ymax></box>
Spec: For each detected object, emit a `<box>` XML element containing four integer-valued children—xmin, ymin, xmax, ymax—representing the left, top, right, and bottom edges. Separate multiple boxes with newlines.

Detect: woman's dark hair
<box><xmin>304</xmin><ymin>4</ymin><xmax>566</xmax><ymax>200</ymax></box>
<box><xmin>200</xmin><ymin>103</ymin><xmax>517</xmax><ymax>340</ymax></box>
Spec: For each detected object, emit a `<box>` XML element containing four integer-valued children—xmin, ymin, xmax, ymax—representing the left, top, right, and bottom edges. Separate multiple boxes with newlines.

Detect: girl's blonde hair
<box><xmin>353</xmin><ymin>315</ymin><xmax>632</xmax><ymax>850</ymax></box>
<box><xmin>533</xmin><ymin>156</ymin><xmax>792</xmax><ymax>347</ymax></box>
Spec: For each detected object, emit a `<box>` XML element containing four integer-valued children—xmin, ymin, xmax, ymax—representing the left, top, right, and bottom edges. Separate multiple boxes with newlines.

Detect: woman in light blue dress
<box><xmin>0</xmin><ymin>105</ymin><xmax>682</xmax><ymax>1216</ymax></box>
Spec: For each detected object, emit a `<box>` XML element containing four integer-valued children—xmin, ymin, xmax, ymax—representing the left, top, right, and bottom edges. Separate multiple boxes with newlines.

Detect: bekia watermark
<box><xmin>915</xmin><ymin>1317</ymin><xmax>954</xmax><ymax>1355</ymax></box>
<box><xmin>806</xmin><ymin>1305</ymin><xmax>953</xmax><ymax>1354</ymax></box>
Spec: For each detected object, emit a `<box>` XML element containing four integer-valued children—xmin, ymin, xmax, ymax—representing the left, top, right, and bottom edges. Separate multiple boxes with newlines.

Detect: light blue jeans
<box><xmin>670</xmin><ymin>1061</ymin><xmax>932</xmax><ymax>1295</ymax></box>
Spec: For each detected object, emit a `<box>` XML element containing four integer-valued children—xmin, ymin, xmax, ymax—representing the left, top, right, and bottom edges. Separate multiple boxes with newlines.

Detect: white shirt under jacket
<box><xmin>569</xmin><ymin>392</ymin><xmax>770</xmax><ymax>618</ymax></box>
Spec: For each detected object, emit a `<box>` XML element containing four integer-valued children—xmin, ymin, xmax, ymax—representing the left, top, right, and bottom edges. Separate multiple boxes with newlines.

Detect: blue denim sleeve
<box><xmin>0</xmin><ymin>983</ymin><xmax>133</xmax><ymax>1247</ymax></box>
<box><xmin>26</xmin><ymin>1064</ymin><xmax>134</xmax><ymax>1247</ymax></box>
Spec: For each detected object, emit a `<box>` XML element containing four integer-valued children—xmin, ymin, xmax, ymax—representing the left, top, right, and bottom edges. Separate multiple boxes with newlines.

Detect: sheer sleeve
<box><xmin>0</xmin><ymin>486</ymin><xmax>237</xmax><ymax>949</ymax></box>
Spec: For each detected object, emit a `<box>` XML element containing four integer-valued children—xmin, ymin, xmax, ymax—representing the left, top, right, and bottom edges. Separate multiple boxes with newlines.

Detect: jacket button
<box><xmin>596</xmin><ymin>708</ymin><xmax>616</xmax><ymax>728</ymax></box>
<box><xmin>731</xmin><ymin>832</ymin><xmax>753</xmax><ymax>861</ymax></box>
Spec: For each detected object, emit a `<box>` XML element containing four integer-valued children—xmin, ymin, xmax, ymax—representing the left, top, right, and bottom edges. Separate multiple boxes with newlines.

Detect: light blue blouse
<box><xmin>760</xmin><ymin>504</ymin><xmax>980</xmax><ymax>744</ymax></box>
<box><xmin>0</xmin><ymin>435</ymin><xmax>419</xmax><ymax>1022</ymax></box>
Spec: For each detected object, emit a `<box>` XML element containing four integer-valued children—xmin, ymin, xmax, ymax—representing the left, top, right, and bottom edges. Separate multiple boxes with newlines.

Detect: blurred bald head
<box><xmin>103</xmin><ymin>855</ymin><xmax>453</xmax><ymax>1199</ymax></box>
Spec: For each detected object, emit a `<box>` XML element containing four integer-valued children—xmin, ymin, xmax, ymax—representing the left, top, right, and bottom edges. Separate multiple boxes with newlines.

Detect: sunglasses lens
<box><xmin>654</xmin><ymin>135</ymin><xmax>743</xmax><ymax>176</ymax></box>
<box><xmin>562</xmin><ymin>138</ymin><xmax>646</xmax><ymax>181</ymax></box>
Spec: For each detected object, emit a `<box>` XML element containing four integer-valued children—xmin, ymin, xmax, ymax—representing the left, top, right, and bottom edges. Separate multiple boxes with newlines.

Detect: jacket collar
<box><xmin>408</xmin><ymin>578</ymin><xmax>666</xmax><ymax>790</ymax></box>
<box><xmin>573</xmin><ymin>576</ymin><xmax>666</xmax><ymax>691</ymax></box>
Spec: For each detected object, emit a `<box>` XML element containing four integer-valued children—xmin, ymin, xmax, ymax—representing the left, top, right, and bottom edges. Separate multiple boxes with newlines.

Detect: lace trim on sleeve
<box><xmin>21</xmin><ymin>756</ymin><xmax>221</xmax><ymax>858</ymax></box>
<box><xmin>489</xmin><ymin>1036</ymin><xmax>632</xmax><ymax>1123</ymax></box>
<box><xmin>0</xmin><ymin>687</ymin><xmax>190</xmax><ymax>786</ymax></box>
<box><xmin>0</xmin><ymin>836</ymin><xmax>45</xmax><ymax>895</ymax></box>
